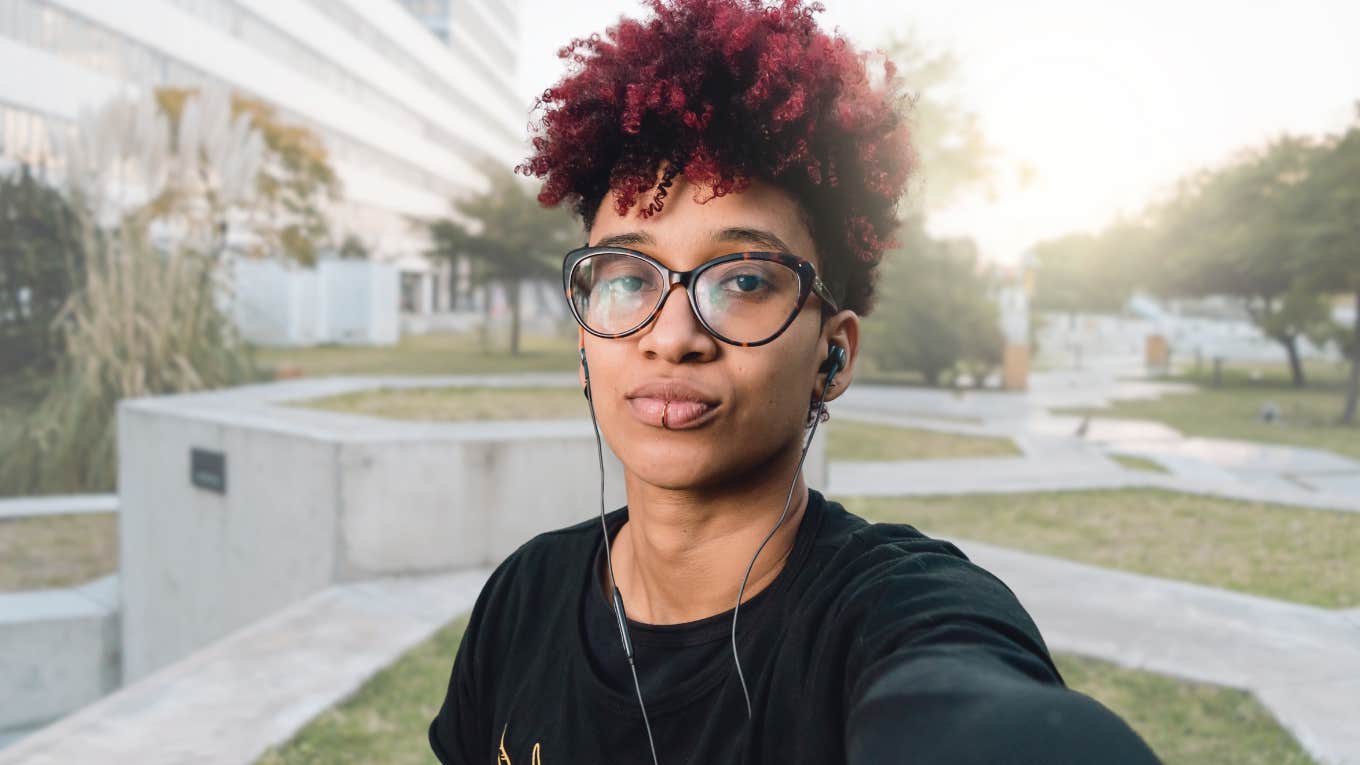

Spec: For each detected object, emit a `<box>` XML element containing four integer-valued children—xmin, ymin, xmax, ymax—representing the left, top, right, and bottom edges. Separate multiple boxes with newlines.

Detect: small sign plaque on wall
<box><xmin>191</xmin><ymin>448</ymin><xmax>226</xmax><ymax>494</ymax></box>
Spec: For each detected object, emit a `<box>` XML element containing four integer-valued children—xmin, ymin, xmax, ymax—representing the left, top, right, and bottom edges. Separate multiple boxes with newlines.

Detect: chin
<box><xmin>618</xmin><ymin>436</ymin><xmax>728</xmax><ymax>490</ymax></box>
<box><xmin>617</xmin><ymin>428</ymin><xmax>792</xmax><ymax>493</ymax></box>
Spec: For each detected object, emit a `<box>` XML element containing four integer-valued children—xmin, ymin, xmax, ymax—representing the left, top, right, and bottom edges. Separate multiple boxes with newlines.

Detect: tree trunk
<box><xmin>478</xmin><ymin>282</ymin><xmax>492</xmax><ymax>352</ymax></box>
<box><xmin>1342</xmin><ymin>288</ymin><xmax>1360</xmax><ymax>426</ymax></box>
<box><xmin>508</xmin><ymin>278</ymin><xmax>522</xmax><ymax>357</ymax></box>
<box><xmin>1283</xmin><ymin>335</ymin><xmax>1307</xmax><ymax>388</ymax></box>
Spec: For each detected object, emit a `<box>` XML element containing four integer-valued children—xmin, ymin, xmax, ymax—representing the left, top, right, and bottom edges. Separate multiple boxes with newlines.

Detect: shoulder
<box><xmin>812</xmin><ymin>497</ymin><xmax>1009</xmax><ymax>608</ymax></box>
<box><xmin>472</xmin><ymin>511</ymin><xmax>606</xmax><ymax>610</ymax></box>
<box><xmin>811</xmin><ymin>497</ymin><xmax>1059</xmax><ymax>683</ymax></box>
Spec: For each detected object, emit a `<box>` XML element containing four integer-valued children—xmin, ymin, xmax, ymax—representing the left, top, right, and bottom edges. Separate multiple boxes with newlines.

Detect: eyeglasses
<box><xmin>563</xmin><ymin>246</ymin><xmax>840</xmax><ymax>347</ymax></box>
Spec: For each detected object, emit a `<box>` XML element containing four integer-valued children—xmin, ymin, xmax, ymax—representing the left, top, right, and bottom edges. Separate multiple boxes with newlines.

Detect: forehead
<box><xmin>588</xmin><ymin>175</ymin><xmax>818</xmax><ymax>270</ymax></box>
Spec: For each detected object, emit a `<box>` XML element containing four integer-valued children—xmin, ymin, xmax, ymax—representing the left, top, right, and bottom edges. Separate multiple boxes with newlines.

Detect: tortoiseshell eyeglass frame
<box><xmin>562</xmin><ymin>245</ymin><xmax>841</xmax><ymax>348</ymax></box>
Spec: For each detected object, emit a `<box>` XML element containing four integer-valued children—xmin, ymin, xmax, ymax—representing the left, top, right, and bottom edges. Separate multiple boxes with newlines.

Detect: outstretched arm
<box><xmin>847</xmin><ymin>647</ymin><xmax>1161</xmax><ymax>764</ymax></box>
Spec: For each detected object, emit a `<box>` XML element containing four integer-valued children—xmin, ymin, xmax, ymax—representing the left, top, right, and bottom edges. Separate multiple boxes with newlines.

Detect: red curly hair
<box><xmin>516</xmin><ymin>0</ymin><xmax>914</xmax><ymax>315</ymax></box>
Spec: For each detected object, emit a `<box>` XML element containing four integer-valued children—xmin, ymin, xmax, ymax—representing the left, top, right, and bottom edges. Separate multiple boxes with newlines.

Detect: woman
<box><xmin>430</xmin><ymin>1</ymin><xmax>1158</xmax><ymax>762</ymax></box>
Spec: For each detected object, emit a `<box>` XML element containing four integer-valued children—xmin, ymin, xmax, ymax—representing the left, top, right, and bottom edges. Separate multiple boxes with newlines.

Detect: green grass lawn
<box><xmin>249</xmin><ymin>332</ymin><xmax>579</xmax><ymax>378</ymax></box>
<box><xmin>0</xmin><ymin>513</ymin><xmax>118</xmax><ymax>591</ymax></box>
<box><xmin>1108</xmin><ymin>453</ymin><xmax>1170</xmax><ymax>474</ymax></box>
<box><xmin>829</xmin><ymin>419</ymin><xmax>1019</xmax><ymax>460</ymax></box>
<box><xmin>254</xmin><ymin>615</ymin><xmax>1315</xmax><ymax>765</ymax></box>
<box><xmin>845</xmin><ymin>489</ymin><xmax>1360</xmax><ymax>608</ymax></box>
<box><xmin>1056</xmin><ymin>654</ymin><xmax>1315</xmax><ymax>765</ymax></box>
<box><xmin>292</xmin><ymin>386</ymin><xmax>586</xmax><ymax>422</ymax></box>
<box><xmin>255</xmin><ymin>614</ymin><xmax>469</xmax><ymax>765</ymax></box>
<box><xmin>1062</xmin><ymin>359</ymin><xmax>1360</xmax><ymax>462</ymax></box>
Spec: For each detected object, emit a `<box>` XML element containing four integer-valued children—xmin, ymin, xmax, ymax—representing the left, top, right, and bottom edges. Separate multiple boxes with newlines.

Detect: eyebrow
<box><xmin>593</xmin><ymin>232</ymin><xmax>655</xmax><ymax>249</ymax></box>
<box><xmin>592</xmin><ymin>227</ymin><xmax>794</xmax><ymax>253</ymax></box>
<box><xmin>713</xmin><ymin>227</ymin><xmax>794</xmax><ymax>253</ymax></box>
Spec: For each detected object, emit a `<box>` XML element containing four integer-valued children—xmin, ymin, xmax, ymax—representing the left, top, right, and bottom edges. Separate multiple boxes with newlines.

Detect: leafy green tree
<box><xmin>860</xmin><ymin>35</ymin><xmax>1007</xmax><ymax>385</ymax></box>
<box><xmin>1294</xmin><ymin>105</ymin><xmax>1360</xmax><ymax>423</ymax></box>
<box><xmin>1030</xmin><ymin>221</ymin><xmax>1148</xmax><ymax>316</ymax></box>
<box><xmin>866</xmin><ymin>219</ymin><xmax>1001</xmax><ymax>385</ymax></box>
<box><xmin>1147</xmin><ymin>136</ymin><xmax>1328</xmax><ymax>387</ymax></box>
<box><xmin>0</xmin><ymin>167</ymin><xmax>85</xmax><ymax>377</ymax></box>
<box><xmin>337</xmin><ymin>234</ymin><xmax>370</xmax><ymax>259</ymax></box>
<box><xmin>426</xmin><ymin>166</ymin><xmax>581</xmax><ymax>355</ymax></box>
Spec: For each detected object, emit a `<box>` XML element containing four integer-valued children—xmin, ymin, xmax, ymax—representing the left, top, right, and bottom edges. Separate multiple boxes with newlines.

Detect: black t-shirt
<box><xmin>581</xmin><ymin>505</ymin><xmax>784</xmax><ymax>703</ymax></box>
<box><xmin>429</xmin><ymin>489</ymin><xmax>1160</xmax><ymax>764</ymax></box>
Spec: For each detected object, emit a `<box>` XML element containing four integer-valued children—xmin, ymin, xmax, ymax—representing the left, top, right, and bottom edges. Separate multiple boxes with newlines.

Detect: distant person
<box><xmin>429</xmin><ymin>0</ymin><xmax>1159</xmax><ymax>762</ymax></box>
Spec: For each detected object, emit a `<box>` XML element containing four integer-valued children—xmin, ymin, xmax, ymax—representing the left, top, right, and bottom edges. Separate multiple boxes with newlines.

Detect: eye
<box><xmin>722</xmin><ymin>273</ymin><xmax>767</xmax><ymax>293</ymax></box>
<box><xmin>608</xmin><ymin>275</ymin><xmax>646</xmax><ymax>293</ymax></box>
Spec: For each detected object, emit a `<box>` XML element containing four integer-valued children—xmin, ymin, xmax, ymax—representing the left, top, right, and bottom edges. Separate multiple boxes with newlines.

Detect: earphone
<box><xmin>580</xmin><ymin>342</ymin><xmax>844</xmax><ymax>765</ymax></box>
<box><xmin>819</xmin><ymin>342</ymin><xmax>847</xmax><ymax>380</ymax></box>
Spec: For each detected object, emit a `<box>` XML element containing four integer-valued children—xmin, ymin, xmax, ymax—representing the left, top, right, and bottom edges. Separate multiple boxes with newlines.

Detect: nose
<box><xmin>636</xmin><ymin>282</ymin><xmax>718</xmax><ymax>364</ymax></box>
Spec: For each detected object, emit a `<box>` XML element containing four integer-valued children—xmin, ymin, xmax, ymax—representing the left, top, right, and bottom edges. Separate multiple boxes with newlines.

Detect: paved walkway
<box><xmin>836</xmin><ymin>365</ymin><xmax>1360</xmax><ymax>513</ymax></box>
<box><xmin>960</xmin><ymin>538</ymin><xmax>1360</xmax><ymax>765</ymax></box>
<box><xmin>0</xmin><ymin>570</ymin><xmax>488</xmax><ymax>765</ymax></box>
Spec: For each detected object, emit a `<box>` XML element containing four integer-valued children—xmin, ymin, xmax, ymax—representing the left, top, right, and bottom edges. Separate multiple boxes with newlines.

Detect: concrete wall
<box><xmin>335</xmin><ymin>429</ymin><xmax>629</xmax><ymax>578</ymax></box>
<box><xmin>115</xmin><ymin>377</ymin><xmax>829</xmax><ymax>682</ymax></box>
<box><xmin>0</xmin><ymin>576</ymin><xmax>119</xmax><ymax>736</ymax></box>
<box><xmin>4</xmin><ymin>375</ymin><xmax>828</xmax><ymax>738</ymax></box>
<box><xmin>116</xmin><ymin>405</ymin><xmax>342</xmax><ymax>683</ymax></box>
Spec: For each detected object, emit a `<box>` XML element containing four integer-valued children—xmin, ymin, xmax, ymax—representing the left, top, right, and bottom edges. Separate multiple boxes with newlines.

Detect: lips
<box><xmin>625</xmin><ymin>380</ymin><xmax>720</xmax><ymax>430</ymax></box>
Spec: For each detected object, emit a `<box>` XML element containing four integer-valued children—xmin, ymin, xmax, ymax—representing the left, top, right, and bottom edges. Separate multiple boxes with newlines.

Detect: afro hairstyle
<box><xmin>516</xmin><ymin>0</ymin><xmax>915</xmax><ymax>315</ymax></box>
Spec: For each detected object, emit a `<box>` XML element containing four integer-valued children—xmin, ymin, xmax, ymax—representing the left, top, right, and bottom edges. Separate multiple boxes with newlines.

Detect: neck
<box><xmin>607</xmin><ymin>439</ymin><xmax>811</xmax><ymax>625</ymax></box>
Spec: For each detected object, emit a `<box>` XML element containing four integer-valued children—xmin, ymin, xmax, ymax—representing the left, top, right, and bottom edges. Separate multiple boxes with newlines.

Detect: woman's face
<box><xmin>579</xmin><ymin>175</ymin><xmax>857</xmax><ymax>492</ymax></box>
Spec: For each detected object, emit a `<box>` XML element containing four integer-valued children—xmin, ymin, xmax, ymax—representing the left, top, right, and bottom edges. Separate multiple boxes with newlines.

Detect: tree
<box><xmin>337</xmin><ymin>233</ymin><xmax>371</xmax><ymax>259</ymax></box>
<box><xmin>858</xmin><ymin>35</ymin><xmax>1008</xmax><ymax>385</ymax></box>
<box><xmin>865</xmin><ymin>218</ymin><xmax>1001</xmax><ymax>386</ymax></box>
<box><xmin>1030</xmin><ymin>221</ymin><xmax>1149</xmax><ymax>317</ymax></box>
<box><xmin>1146</xmin><ymin>136</ymin><xmax>1329</xmax><ymax>387</ymax></box>
<box><xmin>426</xmin><ymin>166</ymin><xmax>581</xmax><ymax>355</ymax></box>
<box><xmin>0</xmin><ymin>167</ymin><xmax>85</xmax><ymax>377</ymax></box>
<box><xmin>1294</xmin><ymin>104</ymin><xmax>1360</xmax><ymax>423</ymax></box>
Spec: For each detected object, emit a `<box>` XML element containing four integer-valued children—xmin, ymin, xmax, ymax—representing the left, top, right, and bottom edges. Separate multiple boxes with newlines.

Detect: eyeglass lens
<box><xmin>569</xmin><ymin>252</ymin><xmax>803</xmax><ymax>343</ymax></box>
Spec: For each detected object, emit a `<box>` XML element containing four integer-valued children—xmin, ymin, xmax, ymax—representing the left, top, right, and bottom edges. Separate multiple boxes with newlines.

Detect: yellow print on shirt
<box><xmin>498</xmin><ymin>724</ymin><xmax>542</xmax><ymax>765</ymax></box>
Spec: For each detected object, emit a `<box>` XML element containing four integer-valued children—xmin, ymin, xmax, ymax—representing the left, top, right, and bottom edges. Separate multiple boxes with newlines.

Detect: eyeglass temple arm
<box><xmin>811</xmin><ymin>276</ymin><xmax>840</xmax><ymax>313</ymax></box>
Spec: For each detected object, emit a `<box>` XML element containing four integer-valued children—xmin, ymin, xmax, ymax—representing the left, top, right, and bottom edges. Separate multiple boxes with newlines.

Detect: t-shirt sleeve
<box><xmin>428</xmin><ymin>555</ymin><xmax>518</xmax><ymax>765</ymax></box>
<box><xmin>428</xmin><ymin>619</ymin><xmax>483</xmax><ymax>765</ymax></box>
<box><xmin>842</xmin><ymin>542</ymin><xmax>1161</xmax><ymax>764</ymax></box>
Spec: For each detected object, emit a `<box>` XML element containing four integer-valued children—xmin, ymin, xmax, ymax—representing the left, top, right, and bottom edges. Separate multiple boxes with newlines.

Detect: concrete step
<box><xmin>0</xmin><ymin>569</ymin><xmax>488</xmax><ymax>765</ymax></box>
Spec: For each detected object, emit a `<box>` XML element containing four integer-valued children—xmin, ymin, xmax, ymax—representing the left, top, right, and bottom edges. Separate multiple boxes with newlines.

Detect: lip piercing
<box><xmin>661</xmin><ymin>400</ymin><xmax>670</xmax><ymax>429</ymax></box>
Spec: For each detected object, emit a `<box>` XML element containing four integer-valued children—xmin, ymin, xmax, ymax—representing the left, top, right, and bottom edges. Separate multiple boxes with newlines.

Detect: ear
<box><xmin>817</xmin><ymin>309</ymin><xmax>859</xmax><ymax>404</ymax></box>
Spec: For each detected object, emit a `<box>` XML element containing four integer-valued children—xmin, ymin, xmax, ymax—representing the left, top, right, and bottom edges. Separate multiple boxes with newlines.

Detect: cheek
<box><xmin>730</xmin><ymin>352</ymin><xmax>813</xmax><ymax>430</ymax></box>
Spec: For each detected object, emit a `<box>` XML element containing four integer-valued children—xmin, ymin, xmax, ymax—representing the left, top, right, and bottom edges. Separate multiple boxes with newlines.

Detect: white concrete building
<box><xmin>0</xmin><ymin>0</ymin><xmax>524</xmax><ymax>342</ymax></box>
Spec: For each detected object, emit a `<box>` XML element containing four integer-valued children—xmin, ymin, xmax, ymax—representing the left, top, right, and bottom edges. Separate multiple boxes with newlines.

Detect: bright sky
<box><xmin>513</xmin><ymin>0</ymin><xmax>1360</xmax><ymax>265</ymax></box>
